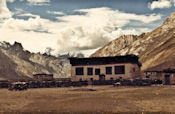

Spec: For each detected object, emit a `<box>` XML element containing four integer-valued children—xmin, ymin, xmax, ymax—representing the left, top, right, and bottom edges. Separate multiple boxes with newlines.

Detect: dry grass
<box><xmin>0</xmin><ymin>85</ymin><xmax>175</xmax><ymax>113</ymax></box>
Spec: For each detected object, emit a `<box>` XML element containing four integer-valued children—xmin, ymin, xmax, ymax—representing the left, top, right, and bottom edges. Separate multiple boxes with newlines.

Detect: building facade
<box><xmin>144</xmin><ymin>71</ymin><xmax>162</xmax><ymax>79</ymax></box>
<box><xmin>162</xmin><ymin>69</ymin><xmax>175</xmax><ymax>85</ymax></box>
<box><xmin>69</xmin><ymin>55</ymin><xmax>141</xmax><ymax>82</ymax></box>
<box><xmin>144</xmin><ymin>69</ymin><xmax>175</xmax><ymax>85</ymax></box>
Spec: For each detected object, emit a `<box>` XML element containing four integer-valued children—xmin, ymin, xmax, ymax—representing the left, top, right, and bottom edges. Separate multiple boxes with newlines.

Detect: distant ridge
<box><xmin>0</xmin><ymin>42</ymin><xmax>70</xmax><ymax>80</ymax></box>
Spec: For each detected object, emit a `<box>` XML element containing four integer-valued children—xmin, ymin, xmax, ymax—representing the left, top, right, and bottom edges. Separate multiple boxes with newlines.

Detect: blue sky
<box><xmin>0</xmin><ymin>0</ymin><xmax>175</xmax><ymax>56</ymax></box>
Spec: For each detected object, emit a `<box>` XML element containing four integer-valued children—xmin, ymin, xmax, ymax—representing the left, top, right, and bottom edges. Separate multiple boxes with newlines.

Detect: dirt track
<box><xmin>0</xmin><ymin>85</ymin><xmax>175</xmax><ymax>113</ymax></box>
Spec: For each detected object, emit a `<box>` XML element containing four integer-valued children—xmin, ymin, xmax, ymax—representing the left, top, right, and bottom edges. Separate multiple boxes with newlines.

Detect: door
<box><xmin>165</xmin><ymin>75</ymin><xmax>170</xmax><ymax>85</ymax></box>
<box><xmin>99</xmin><ymin>74</ymin><xmax>105</xmax><ymax>81</ymax></box>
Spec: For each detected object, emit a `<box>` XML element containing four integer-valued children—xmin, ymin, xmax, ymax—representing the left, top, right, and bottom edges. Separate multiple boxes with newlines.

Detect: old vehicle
<box><xmin>133</xmin><ymin>78</ymin><xmax>152</xmax><ymax>86</ymax></box>
<box><xmin>113</xmin><ymin>78</ymin><xmax>152</xmax><ymax>86</ymax></box>
<box><xmin>113</xmin><ymin>82</ymin><xmax>121</xmax><ymax>86</ymax></box>
<box><xmin>8</xmin><ymin>82</ymin><xmax>28</xmax><ymax>91</ymax></box>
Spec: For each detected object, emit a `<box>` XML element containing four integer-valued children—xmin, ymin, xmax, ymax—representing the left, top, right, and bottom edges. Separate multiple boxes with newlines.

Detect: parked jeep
<box><xmin>8</xmin><ymin>82</ymin><xmax>28</xmax><ymax>91</ymax></box>
<box><xmin>113</xmin><ymin>81</ymin><xmax>121</xmax><ymax>86</ymax></box>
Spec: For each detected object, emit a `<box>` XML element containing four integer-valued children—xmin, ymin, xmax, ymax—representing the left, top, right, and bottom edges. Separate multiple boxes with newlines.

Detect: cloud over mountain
<box><xmin>148</xmin><ymin>0</ymin><xmax>175</xmax><ymax>10</ymax></box>
<box><xmin>0</xmin><ymin>5</ymin><xmax>162</xmax><ymax>56</ymax></box>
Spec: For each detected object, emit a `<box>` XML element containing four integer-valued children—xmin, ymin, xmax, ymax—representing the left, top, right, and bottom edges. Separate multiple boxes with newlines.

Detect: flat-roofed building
<box><xmin>162</xmin><ymin>69</ymin><xmax>175</xmax><ymax>85</ymax></box>
<box><xmin>69</xmin><ymin>55</ymin><xmax>141</xmax><ymax>82</ymax></box>
<box><xmin>144</xmin><ymin>70</ymin><xmax>162</xmax><ymax>79</ymax></box>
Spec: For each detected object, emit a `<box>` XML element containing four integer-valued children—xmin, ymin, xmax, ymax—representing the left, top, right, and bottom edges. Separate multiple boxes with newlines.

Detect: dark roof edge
<box><xmin>69</xmin><ymin>55</ymin><xmax>141</xmax><ymax>67</ymax></box>
<box><xmin>68</xmin><ymin>54</ymin><xmax>138</xmax><ymax>59</ymax></box>
<box><xmin>33</xmin><ymin>73</ymin><xmax>53</xmax><ymax>76</ymax></box>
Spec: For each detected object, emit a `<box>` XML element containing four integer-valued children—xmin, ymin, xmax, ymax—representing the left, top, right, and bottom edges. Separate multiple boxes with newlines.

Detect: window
<box><xmin>106</xmin><ymin>67</ymin><xmax>112</xmax><ymax>74</ymax></box>
<box><xmin>87</xmin><ymin>68</ymin><xmax>93</xmax><ymax>75</ymax></box>
<box><xmin>115</xmin><ymin>66</ymin><xmax>125</xmax><ymax>74</ymax></box>
<box><xmin>146</xmin><ymin>75</ymin><xmax>150</xmax><ymax>79</ymax></box>
<box><xmin>76</xmin><ymin>67</ymin><xmax>84</xmax><ymax>75</ymax></box>
<box><xmin>95</xmin><ymin>68</ymin><xmax>100</xmax><ymax>75</ymax></box>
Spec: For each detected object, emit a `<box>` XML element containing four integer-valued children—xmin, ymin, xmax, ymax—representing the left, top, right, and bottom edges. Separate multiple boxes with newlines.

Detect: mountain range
<box><xmin>0</xmin><ymin>42</ymin><xmax>70</xmax><ymax>80</ymax></box>
<box><xmin>91</xmin><ymin>12</ymin><xmax>175</xmax><ymax>71</ymax></box>
<box><xmin>0</xmin><ymin>12</ymin><xmax>175</xmax><ymax>80</ymax></box>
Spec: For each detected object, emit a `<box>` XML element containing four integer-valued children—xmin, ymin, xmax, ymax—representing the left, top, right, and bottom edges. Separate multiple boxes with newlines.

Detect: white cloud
<box><xmin>17</xmin><ymin>13</ymin><xmax>38</xmax><ymax>17</ymax></box>
<box><xmin>27</xmin><ymin>0</ymin><xmax>50</xmax><ymax>6</ymax></box>
<box><xmin>14</xmin><ymin>8</ymin><xmax>38</xmax><ymax>17</ymax></box>
<box><xmin>14</xmin><ymin>8</ymin><xmax>24</xmax><ymax>15</ymax></box>
<box><xmin>172</xmin><ymin>0</ymin><xmax>175</xmax><ymax>6</ymax></box>
<box><xmin>47</xmin><ymin>11</ymin><xmax>64</xmax><ymax>15</ymax></box>
<box><xmin>52</xmin><ymin>8</ymin><xmax>161</xmax><ymax>53</ymax></box>
<box><xmin>15</xmin><ymin>8</ymin><xmax>27</xmax><ymax>15</ymax></box>
<box><xmin>2</xmin><ymin>16</ymin><xmax>44</xmax><ymax>31</ymax></box>
<box><xmin>0</xmin><ymin>0</ymin><xmax>12</xmax><ymax>18</ymax></box>
<box><xmin>0</xmin><ymin>28</ymin><xmax>57</xmax><ymax>53</ymax></box>
<box><xmin>6</xmin><ymin>0</ymin><xmax>24</xmax><ymax>3</ymax></box>
<box><xmin>148</xmin><ymin>0</ymin><xmax>174</xmax><ymax>10</ymax></box>
<box><xmin>0</xmin><ymin>7</ymin><xmax>162</xmax><ymax>56</ymax></box>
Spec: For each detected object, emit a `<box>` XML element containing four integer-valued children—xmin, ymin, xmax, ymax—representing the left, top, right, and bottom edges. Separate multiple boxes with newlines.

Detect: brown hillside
<box><xmin>0</xmin><ymin>42</ymin><xmax>71</xmax><ymax>80</ymax></box>
<box><xmin>91</xmin><ymin>12</ymin><xmax>175</xmax><ymax>71</ymax></box>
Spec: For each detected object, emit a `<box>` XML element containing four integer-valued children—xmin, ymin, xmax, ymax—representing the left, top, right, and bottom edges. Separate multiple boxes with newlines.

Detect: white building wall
<box><xmin>71</xmin><ymin>63</ymin><xmax>140</xmax><ymax>81</ymax></box>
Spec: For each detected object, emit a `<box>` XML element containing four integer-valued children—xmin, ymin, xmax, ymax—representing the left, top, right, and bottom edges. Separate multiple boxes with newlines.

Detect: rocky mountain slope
<box><xmin>0</xmin><ymin>42</ymin><xmax>71</xmax><ymax>80</ymax></box>
<box><xmin>91</xmin><ymin>12</ymin><xmax>175</xmax><ymax>71</ymax></box>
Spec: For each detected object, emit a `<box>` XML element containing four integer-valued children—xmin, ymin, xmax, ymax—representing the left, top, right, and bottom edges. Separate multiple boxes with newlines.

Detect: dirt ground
<box><xmin>0</xmin><ymin>85</ymin><xmax>175</xmax><ymax>113</ymax></box>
